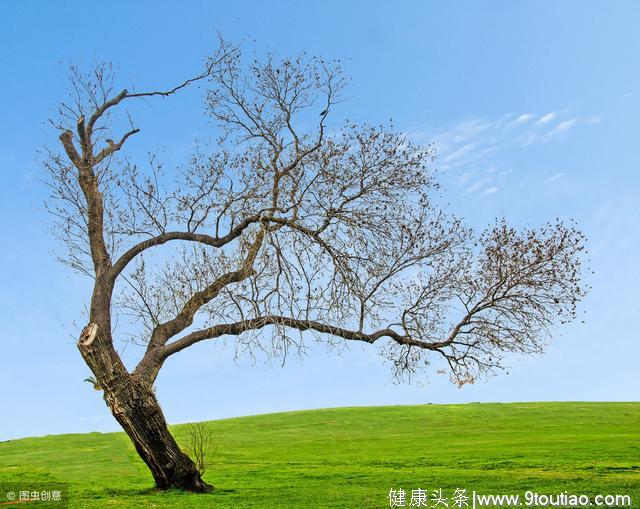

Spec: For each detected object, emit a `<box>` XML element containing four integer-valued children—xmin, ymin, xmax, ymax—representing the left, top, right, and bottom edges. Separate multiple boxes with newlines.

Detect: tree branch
<box><xmin>58</xmin><ymin>130</ymin><xmax>82</xmax><ymax>169</ymax></box>
<box><xmin>147</xmin><ymin>227</ymin><xmax>266</xmax><ymax>348</ymax></box>
<box><xmin>93</xmin><ymin>128</ymin><xmax>140</xmax><ymax>165</ymax></box>
<box><xmin>110</xmin><ymin>213</ymin><xmax>263</xmax><ymax>281</ymax></box>
<box><xmin>160</xmin><ymin>315</ymin><xmax>454</xmax><ymax>359</ymax></box>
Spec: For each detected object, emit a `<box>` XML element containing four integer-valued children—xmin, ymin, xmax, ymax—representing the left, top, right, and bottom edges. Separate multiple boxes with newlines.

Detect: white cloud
<box><xmin>457</xmin><ymin>171</ymin><xmax>475</xmax><ymax>184</ymax></box>
<box><xmin>518</xmin><ymin>133</ymin><xmax>539</xmax><ymax>147</ymax></box>
<box><xmin>411</xmin><ymin>107</ymin><xmax>580</xmax><ymax>198</ymax></box>
<box><xmin>545</xmin><ymin>119</ymin><xmax>577</xmax><ymax>140</ymax></box>
<box><xmin>514</xmin><ymin>113</ymin><xmax>534</xmax><ymax>124</ymax></box>
<box><xmin>555</xmin><ymin>119</ymin><xmax>577</xmax><ymax>132</ymax></box>
<box><xmin>586</xmin><ymin>115</ymin><xmax>603</xmax><ymax>125</ymax></box>
<box><xmin>465</xmin><ymin>182</ymin><xmax>482</xmax><ymax>194</ymax></box>
<box><xmin>537</xmin><ymin>112</ymin><xmax>557</xmax><ymax>125</ymax></box>
<box><xmin>547</xmin><ymin>172</ymin><xmax>563</xmax><ymax>182</ymax></box>
<box><xmin>444</xmin><ymin>142</ymin><xmax>477</xmax><ymax>163</ymax></box>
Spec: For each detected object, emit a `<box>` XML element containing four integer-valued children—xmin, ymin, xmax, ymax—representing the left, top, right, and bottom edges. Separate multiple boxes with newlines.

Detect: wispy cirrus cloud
<box><xmin>514</xmin><ymin>113</ymin><xmax>534</xmax><ymax>124</ymax></box>
<box><xmin>409</xmin><ymin>109</ymin><xmax>599</xmax><ymax>197</ymax></box>
<box><xmin>546</xmin><ymin>119</ymin><xmax>577</xmax><ymax>139</ymax></box>
<box><xmin>536</xmin><ymin>112</ymin><xmax>557</xmax><ymax>125</ymax></box>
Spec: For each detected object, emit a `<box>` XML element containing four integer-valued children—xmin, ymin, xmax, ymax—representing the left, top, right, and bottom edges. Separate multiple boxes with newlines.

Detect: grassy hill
<box><xmin>0</xmin><ymin>402</ymin><xmax>638</xmax><ymax>508</ymax></box>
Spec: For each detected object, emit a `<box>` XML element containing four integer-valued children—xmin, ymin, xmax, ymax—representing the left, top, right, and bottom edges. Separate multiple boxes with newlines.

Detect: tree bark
<box><xmin>77</xmin><ymin>324</ymin><xmax>212</xmax><ymax>493</ymax></box>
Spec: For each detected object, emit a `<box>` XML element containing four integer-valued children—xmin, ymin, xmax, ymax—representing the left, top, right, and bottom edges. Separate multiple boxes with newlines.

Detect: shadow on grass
<box><xmin>97</xmin><ymin>485</ymin><xmax>240</xmax><ymax>498</ymax></box>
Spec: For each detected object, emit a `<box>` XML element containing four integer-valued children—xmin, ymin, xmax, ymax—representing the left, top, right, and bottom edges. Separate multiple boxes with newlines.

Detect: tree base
<box><xmin>157</xmin><ymin>474</ymin><xmax>214</xmax><ymax>493</ymax></box>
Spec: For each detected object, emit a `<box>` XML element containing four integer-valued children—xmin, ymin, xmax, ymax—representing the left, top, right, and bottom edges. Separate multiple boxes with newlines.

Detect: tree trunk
<box><xmin>77</xmin><ymin>324</ymin><xmax>212</xmax><ymax>493</ymax></box>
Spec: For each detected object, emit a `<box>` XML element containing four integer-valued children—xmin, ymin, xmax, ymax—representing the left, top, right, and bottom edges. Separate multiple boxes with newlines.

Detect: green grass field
<box><xmin>0</xmin><ymin>402</ymin><xmax>638</xmax><ymax>508</ymax></box>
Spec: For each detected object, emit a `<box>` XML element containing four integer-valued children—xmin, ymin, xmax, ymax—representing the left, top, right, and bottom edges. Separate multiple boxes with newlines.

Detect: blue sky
<box><xmin>1</xmin><ymin>1</ymin><xmax>639</xmax><ymax>441</ymax></box>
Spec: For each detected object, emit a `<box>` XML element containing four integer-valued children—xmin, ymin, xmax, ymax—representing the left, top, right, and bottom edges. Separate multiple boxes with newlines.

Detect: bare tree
<box><xmin>184</xmin><ymin>422</ymin><xmax>216</xmax><ymax>477</ymax></box>
<box><xmin>44</xmin><ymin>40</ymin><xmax>587</xmax><ymax>492</ymax></box>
